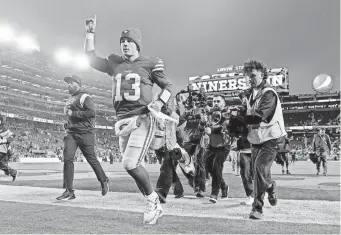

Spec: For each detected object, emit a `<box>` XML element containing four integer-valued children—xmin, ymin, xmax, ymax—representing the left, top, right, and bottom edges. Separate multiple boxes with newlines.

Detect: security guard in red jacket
<box><xmin>56</xmin><ymin>75</ymin><xmax>109</xmax><ymax>200</ymax></box>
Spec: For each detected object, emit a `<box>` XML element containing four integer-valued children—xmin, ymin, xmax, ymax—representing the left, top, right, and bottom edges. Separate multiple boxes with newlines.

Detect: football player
<box><xmin>84</xmin><ymin>15</ymin><xmax>172</xmax><ymax>225</ymax></box>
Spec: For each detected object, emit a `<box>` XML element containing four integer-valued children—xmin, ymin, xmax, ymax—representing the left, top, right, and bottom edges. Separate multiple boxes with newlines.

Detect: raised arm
<box><xmin>84</xmin><ymin>15</ymin><xmax>113</xmax><ymax>75</ymax></box>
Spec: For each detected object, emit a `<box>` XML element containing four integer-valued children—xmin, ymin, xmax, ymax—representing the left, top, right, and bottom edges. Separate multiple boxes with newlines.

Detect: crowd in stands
<box><xmin>284</xmin><ymin>110</ymin><xmax>340</xmax><ymax>127</ymax></box>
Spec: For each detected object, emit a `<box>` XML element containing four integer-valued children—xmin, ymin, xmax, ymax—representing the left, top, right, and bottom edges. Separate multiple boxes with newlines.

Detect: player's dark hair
<box><xmin>213</xmin><ymin>94</ymin><xmax>225</xmax><ymax>100</ymax></box>
<box><xmin>243</xmin><ymin>59</ymin><xmax>268</xmax><ymax>80</ymax></box>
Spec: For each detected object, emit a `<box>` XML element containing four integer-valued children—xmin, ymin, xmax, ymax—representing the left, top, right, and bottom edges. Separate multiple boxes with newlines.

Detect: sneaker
<box><xmin>221</xmin><ymin>185</ymin><xmax>229</xmax><ymax>199</ymax></box>
<box><xmin>68</xmin><ymin>193</ymin><xmax>76</xmax><ymax>200</ymax></box>
<box><xmin>249</xmin><ymin>210</ymin><xmax>264</xmax><ymax>220</ymax></box>
<box><xmin>266</xmin><ymin>182</ymin><xmax>277</xmax><ymax>206</ymax></box>
<box><xmin>174</xmin><ymin>194</ymin><xmax>184</xmax><ymax>199</ymax></box>
<box><xmin>143</xmin><ymin>192</ymin><xmax>164</xmax><ymax>225</ymax></box>
<box><xmin>323</xmin><ymin>172</ymin><xmax>327</xmax><ymax>176</ymax></box>
<box><xmin>196</xmin><ymin>190</ymin><xmax>205</xmax><ymax>198</ymax></box>
<box><xmin>286</xmin><ymin>170</ymin><xmax>291</xmax><ymax>175</ymax></box>
<box><xmin>316</xmin><ymin>171</ymin><xmax>320</xmax><ymax>176</ymax></box>
<box><xmin>12</xmin><ymin>171</ymin><xmax>19</xmax><ymax>181</ymax></box>
<box><xmin>241</xmin><ymin>196</ymin><xmax>254</xmax><ymax>206</ymax></box>
<box><xmin>56</xmin><ymin>190</ymin><xmax>75</xmax><ymax>200</ymax></box>
<box><xmin>282</xmin><ymin>169</ymin><xmax>285</xmax><ymax>174</ymax></box>
<box><xmin>101</xmin><ymin>178</ymin><xmax>109</xmax><ymax>196</ymax></box>
<box><xmin>209</xmin><ymin>194</ymin><xmax>218</xmax><ymax>203</ymax></box>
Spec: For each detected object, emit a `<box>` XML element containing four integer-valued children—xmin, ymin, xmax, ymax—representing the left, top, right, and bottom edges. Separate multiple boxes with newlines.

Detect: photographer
<box><xmin>205</xmin><ymin>95</ymin><xmax>230</xmax><ymax>203</ymax></box>
<box><xmin>241</xmin><ymin>60</ymin><xmax>287</xmax><ymax>220</ymax></box>
<box><xmin>181</xmin><ymin>88</ymin><xmax>210</xmax><ymax>198</ymax></box>
<box><xmin>312</xmin><ymin>128</ymin><xmax>331</xmax><ymax>176</ymax></box>
<box><xmin>152</xmin><ymin>100</ymin><xmax>194</xmax><ymax>203</ymax></box>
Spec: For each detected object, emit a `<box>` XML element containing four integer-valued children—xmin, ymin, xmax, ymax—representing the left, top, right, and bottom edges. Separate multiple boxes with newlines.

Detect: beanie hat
<box><xmin>120</xmin><ymin>28</ymin><xmax>142</xmax><ymax>51</ymax></box>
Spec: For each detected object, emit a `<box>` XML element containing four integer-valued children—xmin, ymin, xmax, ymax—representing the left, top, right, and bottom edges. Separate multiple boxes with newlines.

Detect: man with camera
<box><xmin>205</xmin><ymin>94</ymin><xmax>230</xmax><ymax>203</ymax></box>
<box><xmin>312</xmin><ymin>128</ymin><xmax>331</xmax><ymax>176</ymax></box>
<box><xmin>181</xmin><ymin>88</ymin><xmax>210</xmax><ymax>198</ymax></box>
<box><xmin>240</xmin><ymin>60</ymin><xmax>287</xmax><ymax>220</ymax></box>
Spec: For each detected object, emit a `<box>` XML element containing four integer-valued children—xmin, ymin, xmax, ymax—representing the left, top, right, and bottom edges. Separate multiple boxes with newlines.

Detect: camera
<box><xmin>223</xmin><ymin>106</ymin><xmax>248</xmax><ymax>137</ymax></box>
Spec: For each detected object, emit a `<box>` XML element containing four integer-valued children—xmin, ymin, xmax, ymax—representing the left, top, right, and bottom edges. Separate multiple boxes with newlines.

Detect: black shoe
<box><xmin>249</xmin><ymin>210</ymin><xmax>263</xmax><ymax>220</ymax></box>
<box><xmin>101</xmin><ymin>179</ymin><xmax>109</xmax><ymax>196</ymax></box>
<box><xmin>221</xmin><ymin>185</ymin><xmax>229</xmax><ymax>199</ymax></box>
<box><xmin>174</xmin><ymin>194</ymin><xmax>184</xmax><ymax>199</ymax></box>
<box><xmin>323</xmin><ymin>172</ymin><xmax>327</xmax><ymax>176</ymax></box>
<box><xmin>209</xmin><ymin>194</ymin><xmax>218</xmax><ymax>203</ymax></box>
<box><xmin>12</xmin><ymin>171</ymin><xmax>19</xmax><ymax>181</ymax></box>
<box><xmin>286</xmin><ymin>170</ymin><xmax>291</xmax><ymax>175</ymax></box>
<box><xmin>267</xmin><ymin>182</ymin><xmax>277</xmax><ymax>206</ymax></box>
<box><xmin>196</xmin><ymin>190</ymin><xmax>205</xmax><ymax>198</ymax></box>
<box><xmin>68</xmin><ymin>193</ymin><xmax>76</xmax><ymax>200</ymax></box>
<box><xmin>56</xmin><ymin>190</ymin><xmax>75</xmax><ymax>200</ymax></box>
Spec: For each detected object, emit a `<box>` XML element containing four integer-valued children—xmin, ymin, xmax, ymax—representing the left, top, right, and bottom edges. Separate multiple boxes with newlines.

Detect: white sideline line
<box><xmin>0</xmin><ymin>185</ymin><xmax>339</xmax><ymax>226</ymax></box>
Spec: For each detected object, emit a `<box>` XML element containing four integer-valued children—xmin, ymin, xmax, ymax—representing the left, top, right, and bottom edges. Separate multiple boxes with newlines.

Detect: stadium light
<box><xmin>55</xmin><ymin>48</ymin><xmax>73</xmax><ymax>64</ymax></box>
<box><xmin>15</xmin><ymin>35</ymin><xmax>40</xmax><ymax>52</ymax></box>
<box><xmin>74</xmin><ymin>54</ymin><xmax>89</xmax><ymax>70</ymax></box>
<box><xmin>0</xmin><ymin>25</ymin><xmax>14</xmax><ymax>42</ymax></box>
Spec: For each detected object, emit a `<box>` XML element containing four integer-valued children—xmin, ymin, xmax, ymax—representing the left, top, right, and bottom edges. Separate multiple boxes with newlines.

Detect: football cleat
<box><xmin>143</xmin><ymin>192</ymin><xmax>164</xmax><ymax>225</ymax></box>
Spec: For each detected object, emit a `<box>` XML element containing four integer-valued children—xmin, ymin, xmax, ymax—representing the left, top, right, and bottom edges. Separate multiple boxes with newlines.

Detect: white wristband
<box><xmin>86</xmin><ymin>33</ymin><xmax>94</xmax><ymax>40</ymax></box>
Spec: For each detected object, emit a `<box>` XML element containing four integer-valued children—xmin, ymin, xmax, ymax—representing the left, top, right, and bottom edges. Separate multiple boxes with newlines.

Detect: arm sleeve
<box><xmin>245</xmin><ymin>90</ymin><xmax>277</xmax><ymax>124</ymax></box>
<box><xmin>71</xmin><ymin>96</ymin><xmax>96</xmax><ymax>119</ymax></box>
<box><xmin>150</xmin><ymin>58</ymin><xmax>172</xmax><ymax>92</ymax></box>
<box><xmin>85</xmin><ymin>50</ymin><xmax>114</xmax><ymax>76</ymax></box>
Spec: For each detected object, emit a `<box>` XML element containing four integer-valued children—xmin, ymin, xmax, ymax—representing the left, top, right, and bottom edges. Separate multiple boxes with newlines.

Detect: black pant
<box><xmin>279</xmin><ymin>152</ymin><xmax>289</xmax><ymax>170</ymax></box>
<box><xmin>155</xmin><ymin>150</ymin><xmax>192</xmax><ymax>198</ymax></box>
<box><xmin>205</xmin><ymin>147</ymin><xmax>228</xmax><ymax>196</ymax></box>
<box><xmin>316</xmin><ymin>151</ymin><xmax>328</xmax><ymax>174</ymax></box>
<box><xmin>239</xmin><ymin>152</ymin><xmax>253</xmax><ymax>197</ymax></box>
<box><xmin>184</xmin><ymin>142</ymin><xmax>206</xmax><ymax>192</ymax></box>
<box><xmin>251</xmin><ymin>137</ymin><xmax>284</xmax><ymax>213</ymax></box>
<box><xmin>0</xmin><ymin>152</ymin><xmax>17</xmax><ymax>177</ymax></box>
<box><xmin>63</xmin><ymin>132</ymin><xmax>108</xmax><ymax>191</ymax></box>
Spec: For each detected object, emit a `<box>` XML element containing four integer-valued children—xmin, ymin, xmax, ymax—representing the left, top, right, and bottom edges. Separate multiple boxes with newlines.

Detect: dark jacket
<box><xmin>313</xmin><ymin>133</ymin><xmax>331</xmax><ymax>153</ymax></box>
<box><xmin>65</xmin><ymin>89</ymin><xmax>96</xmax><ymax>134</ymax></box>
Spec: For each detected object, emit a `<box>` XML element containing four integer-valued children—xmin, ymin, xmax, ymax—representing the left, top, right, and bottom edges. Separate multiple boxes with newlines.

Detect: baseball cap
<box><xmin>120</xmin><ymin>28</ymin><xmax>142</xmax><ymax>51</ymax></box>
<box><xmin>64</xmin><ymin>75</ymin><xmax>81</xmax><ymax>86</ymax></box>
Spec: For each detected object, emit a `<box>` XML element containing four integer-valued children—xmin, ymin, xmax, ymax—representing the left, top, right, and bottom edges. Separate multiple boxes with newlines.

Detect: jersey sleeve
<box><xmin>86</xmin><ymin>51</ymin><xmax>122</xmax><ymax>76</ymax></box>
<box><xmin>150</xmin><ymin>57</ymin><xmax>172</xmax><ymax>104</ymax></box>
<box><xmin>150</xmin><ymin>57</ymin><xmax>172</xmax><ymax>91</ymax></box>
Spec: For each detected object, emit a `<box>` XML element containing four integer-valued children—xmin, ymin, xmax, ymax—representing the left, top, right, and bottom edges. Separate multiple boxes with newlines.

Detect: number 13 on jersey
<box><xmin>113</xmin><ymin>73</ymin><xmax>141</xmax><ymax>101</ymax></box>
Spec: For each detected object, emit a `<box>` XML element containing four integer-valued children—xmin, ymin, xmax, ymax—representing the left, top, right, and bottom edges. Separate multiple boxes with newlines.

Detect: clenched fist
<box><xmin>85</xmin><ymin>15</ymin><xmax>96</xmax><ymax>33</ymax></box>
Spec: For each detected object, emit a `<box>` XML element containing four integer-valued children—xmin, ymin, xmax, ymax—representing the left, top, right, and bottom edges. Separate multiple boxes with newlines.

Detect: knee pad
<box><xmin>122</xmin><ymin>158</ymin><xmax>137</xmax><ymax>171</ymax></box>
